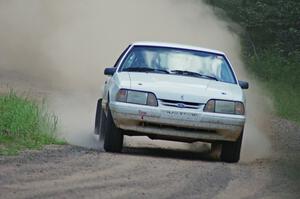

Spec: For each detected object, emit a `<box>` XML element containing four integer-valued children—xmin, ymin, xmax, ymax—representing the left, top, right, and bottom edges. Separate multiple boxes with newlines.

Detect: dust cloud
<box><xmin>0</xmin><ymin>0</ymin><xmax>271</xmax><ymax>161</ymax></box>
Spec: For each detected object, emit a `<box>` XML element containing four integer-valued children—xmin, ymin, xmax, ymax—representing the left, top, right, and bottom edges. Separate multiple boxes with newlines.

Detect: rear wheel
<box><xmin>103</xmin><ymin>109</ymin><xmax>124</xmax><ymax>152</ymax></box>
<box><xmin>94</xmin><ymin>99</ymin><xmax>102</xmax><ymax>135</ymax></box>
<box><xmin>99</xmin><ymin>108</ymin><xmax>107</xmax><ymax>142</ymax></box>
<box><xmin>220</xmin><ymin>131</ymin><xmax>243</xmax><ymax>163</ymax></box>
<box><xmin>95</xmin><ymin>99</ymin><xmax>107</xmax><ymax>148</ymax></box>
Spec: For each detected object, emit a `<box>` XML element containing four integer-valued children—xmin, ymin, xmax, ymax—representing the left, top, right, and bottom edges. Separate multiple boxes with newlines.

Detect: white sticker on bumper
<box><xmin>161</xmin><ymin>110</ymin><xmax>200</xmax><ymax>121</ymax></box>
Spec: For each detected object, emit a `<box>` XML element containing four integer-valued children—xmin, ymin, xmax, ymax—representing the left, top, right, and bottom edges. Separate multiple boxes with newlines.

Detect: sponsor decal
<box><xmin>138</xmin><ymin>110</ymin><xmax>147</xmax><ymax>120</ymax></box>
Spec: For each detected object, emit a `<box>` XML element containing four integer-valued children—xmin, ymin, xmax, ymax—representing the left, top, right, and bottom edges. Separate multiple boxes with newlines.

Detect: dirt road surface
<box><xmin>0</xmin><ymin>118</ymin><xmax>299</xmax><ymax>199</ymax></box>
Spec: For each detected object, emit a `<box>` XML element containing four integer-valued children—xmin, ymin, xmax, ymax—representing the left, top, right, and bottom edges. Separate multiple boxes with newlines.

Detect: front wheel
<box><xmin>103</xmin><ymin>109</ymin><xmax>124</xmax><ymax>152</ymax></box>
<box><xmin>220</xmin><ymin>131</ymin><xmax>243</xmax><ymax>163</ymax></box>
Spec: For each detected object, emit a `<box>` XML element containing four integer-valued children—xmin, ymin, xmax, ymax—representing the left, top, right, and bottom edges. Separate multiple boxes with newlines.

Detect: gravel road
<box><xmin>0</xmin><ymin>118</ymin><xmax>299</xmax><ymax>199</ymax></box>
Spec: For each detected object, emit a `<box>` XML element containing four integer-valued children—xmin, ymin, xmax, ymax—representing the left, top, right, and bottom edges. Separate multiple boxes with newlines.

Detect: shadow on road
<box><xmin>121</xmin><ymin>146</ymin><xmax>219</xmax><ymax>162</ymax></box>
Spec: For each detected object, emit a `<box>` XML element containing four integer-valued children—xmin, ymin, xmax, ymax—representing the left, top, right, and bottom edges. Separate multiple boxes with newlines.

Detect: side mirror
<box><xmin>238</xmin><ymin>80</ymin><xmax>249</xmax><ymax>89</ymax></box>
<box><xmin>104</xmin><ymin>67</ymin><xmax>117</xmax><ymax>76</ymax></box>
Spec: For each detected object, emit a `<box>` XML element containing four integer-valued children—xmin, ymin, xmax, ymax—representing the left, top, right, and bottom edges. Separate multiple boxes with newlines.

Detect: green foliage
<box><xmin>205</xmin><ymin>0</ymin><xmax>300</xmax><ymax>123</ymax></box>
<box><xmin>247</xmin><ymin>52</ymin><xmax>300</xmax><ymax>121</ymax></box>
<box><xmin>0</xmin><ymin>91</ymin><xmax>65</xmax><ymax>155</ymax></box>
<box><xmin>207</xmin><ymin>0</ymin><xmax>300</xmax><ymax>55</ymax></box>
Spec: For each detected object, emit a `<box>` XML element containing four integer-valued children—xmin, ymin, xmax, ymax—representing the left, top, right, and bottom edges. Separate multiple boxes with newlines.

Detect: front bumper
<box><xmin>109</xmin><ymin>102</ymin><xmax>245</xmax><ymax>142</ymax></box>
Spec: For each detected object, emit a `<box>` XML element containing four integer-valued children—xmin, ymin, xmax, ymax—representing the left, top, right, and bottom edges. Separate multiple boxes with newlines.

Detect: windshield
<box><xmin>119</xmin><ymin>46</ymin><xmax>237</xmax><ymax>84</ymax></box>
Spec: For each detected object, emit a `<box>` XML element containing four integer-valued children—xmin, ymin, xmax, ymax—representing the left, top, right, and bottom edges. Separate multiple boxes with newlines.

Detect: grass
<box><xmin>0</xmin><ymin>90</ymin><xmax>65</xmax><ymax>155</ymax></box>
<box><xmin>270</xmin><ymin>84</ymin><xmax>300</xmax><ymax>122</ymax></box>
<box><xmin>245</xmin><ymin>51</ymin><xmax>300</xmax><ymax>123</ymax></box>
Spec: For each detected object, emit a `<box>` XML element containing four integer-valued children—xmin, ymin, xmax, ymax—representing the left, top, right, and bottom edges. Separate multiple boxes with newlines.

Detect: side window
<box><xmin>113</xmin><ymin>45</ymin><xmax>131</xmax><ymax>67</ymax></box>
<box><xmin>123</xmin><ymin>52</ymin><xmax>136</xmax><ymax>69</ymax></box>
<box><xmin>220</xmin><ymin>62</ymin><xmax>235</xmax><ymax>83</ymax></box>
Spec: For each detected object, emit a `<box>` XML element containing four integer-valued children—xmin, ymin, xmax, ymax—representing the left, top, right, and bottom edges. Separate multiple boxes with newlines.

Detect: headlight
<box><xmin>204</xmin><ymin>99</ymin><xmax>245</xmax><ymax>115</ymax></box>
<box><xmin>116</xmin><ymin>89</ymin><xmax>158</xmax><ymax>106</ymax></box>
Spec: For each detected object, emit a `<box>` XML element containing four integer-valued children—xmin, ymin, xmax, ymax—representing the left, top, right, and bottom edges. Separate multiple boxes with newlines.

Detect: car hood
<box><xmin>118</xmin><ymin>72</ymin><xmax>244</xmax><ymax>103</ymax></box>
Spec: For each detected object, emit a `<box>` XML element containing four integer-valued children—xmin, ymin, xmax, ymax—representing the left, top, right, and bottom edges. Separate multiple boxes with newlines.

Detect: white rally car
<box><xmin>95</xmin><ymin>42</ymin><xmax>249</xmax><ymax>162</ymax></box>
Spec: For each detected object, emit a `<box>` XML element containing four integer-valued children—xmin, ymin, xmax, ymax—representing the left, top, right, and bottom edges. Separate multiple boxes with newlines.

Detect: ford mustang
<box><xmin>95</xmin><ymin>42</ymin><xmax>249</xmax><ymax>162</ymax></box>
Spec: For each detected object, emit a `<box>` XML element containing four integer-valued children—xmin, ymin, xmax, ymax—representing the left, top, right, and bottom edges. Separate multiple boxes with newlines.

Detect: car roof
<box><xmin>131</xmin><ymin>41</ymin><xmax>225</xmax><ymax>55</ymax></box>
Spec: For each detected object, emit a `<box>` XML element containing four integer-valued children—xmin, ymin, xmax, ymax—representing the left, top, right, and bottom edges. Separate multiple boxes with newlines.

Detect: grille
<box><xmin>159</xmin><ymin>99</ymin><xmax>204</xmax><ymax>109</ymax></box>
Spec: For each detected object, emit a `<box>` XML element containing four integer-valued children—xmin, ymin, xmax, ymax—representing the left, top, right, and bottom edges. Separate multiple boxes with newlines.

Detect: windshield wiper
<box><xmin>170</xmin><ymin>70</ymin><xmax>219</xmax><ymax>81</ymax></box>
<box><xmin>123</xmin><ymin>67</ymin><xmax>170</xmax><ymax>74</ymax></box>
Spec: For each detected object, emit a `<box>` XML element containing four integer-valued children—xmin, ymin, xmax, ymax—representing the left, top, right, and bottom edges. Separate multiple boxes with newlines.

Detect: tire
<box><xmin>99</xmin><ymin>108</ymin><xmax>107</xmax><ymax>142</ymax></box>
<box><xmin>103</xmin><ymin>108</ymin><xmax>124</xmax><ymax>152</ymax></box>
<box><xmin>220</xmin><ymin>131</ymin><xmax>243</xmax><ymax>163</ymax></box>
<box><xmin>95</xmin><ymin>99</ymin><xmax>107</xmax><ymax>149</ymax></box>
<box><xmin>94</xmin><ymin>99</ymin><xmax>102</xmax><ymax>135</ymax></box>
